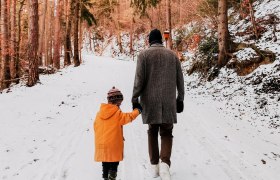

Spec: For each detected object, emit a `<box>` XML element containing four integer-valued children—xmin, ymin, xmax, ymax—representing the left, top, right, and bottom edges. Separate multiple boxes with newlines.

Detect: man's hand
<box><xmin>133</xmin><ymin>102</ymin><xmax>143</xmax><ymax>113</ymax></box>
<box><xmin>176</xmin><ymin>100</ymin><xmax>184</xmax><ymax>113</ymax></box>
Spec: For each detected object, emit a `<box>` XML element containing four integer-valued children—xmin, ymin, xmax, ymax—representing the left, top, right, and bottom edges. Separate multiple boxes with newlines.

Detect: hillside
<box><xmin>182</xmin><ymin>0</ymin><xmax>280</xmax><ymax>133</ymax></box>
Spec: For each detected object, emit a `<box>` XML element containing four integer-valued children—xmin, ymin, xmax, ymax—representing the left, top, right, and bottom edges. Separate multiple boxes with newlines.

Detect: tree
<box><xmin>15</xmin><ymin>0</ymin><xmax>25</xmax><ymax>83</ymax></box>
<box><xmin>166</xmin><ymin>0</ymin><xmax>172</xmax><ymax>49</ymax></box>
<box><xmin>73</xmin><ymin>0</ymin><xmax>80</xmax><ymax>67</ymax></box>
<box><xmin>38</xmin><ymin>0</ymin><xmax>48</xmax><ymax>66</ymax></box>
<box><xmin>64</xmin><ymin>0</ymin><xmax>73</xmax><ymax>66</ymax></box>
<box><xmin>217</xmin><ymin>0</ymin><xmax>229</xmax><ymax>67</ymax></box>
<box><xmin>27</xmin><ymin>0</ymin><xmax>39</xmax><ymax>87</ymax></box>
<box><xmin>0</xmin><ymin>0</ymin><xmax>11</xmax><ymax>89</ymax></box>
<box><xmin>131</xmin><ymin>0</ymin><xmax>161</xmax><ymax>16</ymax></box>
<box><xmin>115</xmin><ymin>0</ymin><xmax>123</xmax><ymax>53</ymax></box>
<box><xmin>240</xmin><ymin>0</ymin><xmax>259</xmax><ymax>39</ymax></box>
<box><xmin>53</xmin><ymin>0</ymin><xmax>63</xmax><ymax>69</ymax></box>
<box><xmin>64</xmin><ymin>0</ymin><xmax>96</xmax><ymax>67</ymax></box>
<box><xmin>80</xmin><ymin>0</ymin><xmax>96</xmax><ymax>26</ymax></box>
<box><xmin>10</xmin><ymin>0</ymin><xmax>19</xmax><ymax>83</ymax></box>
<box><xmin>0</xmin><ymin>0</ymin><xmax>2</xmax><ymax>87</ymax></box>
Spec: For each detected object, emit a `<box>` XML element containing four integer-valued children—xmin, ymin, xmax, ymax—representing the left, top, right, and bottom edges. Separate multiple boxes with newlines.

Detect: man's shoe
<box><xmin>159</xmin><ymin>162</ymin><xmax>171</xmax><ymax>180</ymax></box>
<box><xmin>150</xmin><ymin>164</ymin><xmax>159</xmax><ymax>178</ymax></box>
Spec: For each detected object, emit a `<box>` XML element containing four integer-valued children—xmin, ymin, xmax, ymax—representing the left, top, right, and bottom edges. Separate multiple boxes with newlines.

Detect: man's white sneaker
<box><xmin>159</xmin><ymin>162</ymin><xmax>171</xmax><ymax>180</ymax></box>
<box><xmin>150</xmin><ymin>164</ymin><xmax>159</xmax><ymax>178</ymax></box>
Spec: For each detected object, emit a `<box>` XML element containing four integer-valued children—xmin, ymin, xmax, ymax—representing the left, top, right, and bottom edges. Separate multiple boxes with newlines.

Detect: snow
<box><xmin>84</xmin><ymin>31</ymin><xmax>147</xmax><ymax>61</ymax></box>
<box><xmin>1</xmin><ymin>54</ymin><xmax>280</xmax><ymax>180</ymax></box>
<box><xmin>233</xmin><ymin>48</ymin><xmax>258</xmax><ymax>62</ymax></box>
<box><xmin>228</xmin><ymin>0</ymin><xmax>280</xmax><ymax>58</ymax></box>
<box><xmin>183</xmin><ymin>58</ymin><xmax>280</xmax><ymax>132</ymax></box>
<box><xmin>254</xmin><ymin>0</ymin><xmax>280</xmax><ymax>19</ymax></box>
<box><xmin>182</xmin><ymin>0</ymin><xmax>280</xmax><ymax>138</ymax></box>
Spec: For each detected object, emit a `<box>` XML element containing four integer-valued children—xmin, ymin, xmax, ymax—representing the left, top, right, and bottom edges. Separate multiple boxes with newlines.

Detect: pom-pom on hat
<box><xmin>107</xmin><ymin>86</ymin><xmax>123</xmax><ymax>104</ymax></box>
<box><xmin>148</xmin><ymin>29</ymin><xmax>163</xmax><ymax>45</ymax></box>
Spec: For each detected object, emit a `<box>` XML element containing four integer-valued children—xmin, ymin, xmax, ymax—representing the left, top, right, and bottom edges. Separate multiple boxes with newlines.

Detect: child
<box><xmin>94</xmin><ymin>86</ymin><xmax>142</xmax><ymax>180</ymax></box>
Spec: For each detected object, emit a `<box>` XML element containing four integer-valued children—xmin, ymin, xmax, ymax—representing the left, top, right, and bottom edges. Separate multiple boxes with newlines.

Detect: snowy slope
<box><xmin>1</xmin><ymin>55</ymin><xmax>280</xmax><ymax>180</ymax></box>
<box><xmin>183</xmin><ymin>0</ymin><xmax>280</xmax><ymax>134</ymax></box>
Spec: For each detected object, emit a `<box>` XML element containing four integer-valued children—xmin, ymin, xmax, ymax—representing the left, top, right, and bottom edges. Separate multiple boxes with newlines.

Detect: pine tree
<box><xmin>0</xmin><ymin>0</ymin><xmax>11</xmax><ymax>89</ymax></box>
<box><xmin>27</xmin><ymin>0</ymin><xmax>39</xmax><ymax>87</ymax></box>
<box><xmin>73</xmin><ymin>0</ymin><xmax>80</xmax><ymax>67</ymax></box>
<box><xmin>131</xmin><ymin>0</ymin><xmax>161</xmax><ymax>16</ymax></box>
<box><xmin>166</xmin><ymin>0</ymin><xmax>172</xmax><ymax>49</ymax></box>
<box><xmin>64</xmin><ymin>0</ymin><xmax>74</xmax><ymax>66</ymax></box>
<box><xmin>53</xmin><ymin>0</ymin><xmax>63</xmax><ymax>69</ymax></box>
<box><xmin>217</xmin><ymin>0</ymin><xmax>229</xmax><ymax>67</ymax></box>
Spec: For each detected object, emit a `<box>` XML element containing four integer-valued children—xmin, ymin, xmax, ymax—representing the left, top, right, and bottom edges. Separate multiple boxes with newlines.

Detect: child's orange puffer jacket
<box><xmin>94</xmin><ymin>103</ymin><xmax>140</xmax><ymax>162</ymax></box>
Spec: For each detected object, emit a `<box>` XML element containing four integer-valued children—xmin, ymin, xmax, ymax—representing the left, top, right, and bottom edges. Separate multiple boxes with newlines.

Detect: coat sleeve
<box><xmin>176</xmin><ymin>58</ymin><xmax>185</xmax><ymax>101</ymax></box>
<box><xmin>132</xmin><ymin>52</ymin><xmax>145</xmax><ymax>103</ymax></box>
<box><xmin>118</xmin><ymin>109</ymin><xmax>140</xmax><ymax>125</ymax></box>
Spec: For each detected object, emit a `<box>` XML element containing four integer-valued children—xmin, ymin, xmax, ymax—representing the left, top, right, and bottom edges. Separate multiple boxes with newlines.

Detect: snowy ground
<box><xmin>1</xmin><ymin>54</ymin><xmax>280</xmax><ymax>180</ymax></box>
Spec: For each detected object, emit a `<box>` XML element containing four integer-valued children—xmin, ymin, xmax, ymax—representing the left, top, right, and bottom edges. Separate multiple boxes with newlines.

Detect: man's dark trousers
<box><xmin>148</xmin><ymin>124</ymin><xmax>173</xmax><ymax>167</ymax></box>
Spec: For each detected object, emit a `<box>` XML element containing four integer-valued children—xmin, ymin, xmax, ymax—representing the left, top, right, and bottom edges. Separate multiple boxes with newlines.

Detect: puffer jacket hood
<box><xmin>98</xmin><ymin>103</ymin><xmax>119</xmax><ymax>120</ymax></box>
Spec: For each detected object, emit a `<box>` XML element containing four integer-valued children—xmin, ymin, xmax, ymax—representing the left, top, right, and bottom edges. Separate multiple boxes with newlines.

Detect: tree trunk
<box><xmin>53</xmin><ymin>0</ymin><xmax>62</xmax><ymax>69</ymax></box>
<box><xmin>116</xmin><ymin>0</ymin><xmax>123</xmax><ymax>54</ymax></box>
<box><xmin>38</xmin><ymin>0</ymin><xmax>48</xmax><ymax>66</ymax></box>
<box><xmin>73</xmin><ymin>0</ymin><xmax>80</xmax><ymax>67</ymax></box>
<box><xmin>166</xmin><ymin>0</ymin><xmax>172</xmax><ymax>49</ymax></box>
<box><xmin>217</xmin><ymin>0</ymin><xmax>229</xmax><ymax>67</ymax></box>
<box><xmin>64</xmin><ymin>0</ymin><xmax>73</xmax><ymax>66</ymax></box>
<box><xmin>10</xmin><ymin>0</ymin><xmax>18</xmax><ymax>82</ymax></box>
<box><xmin>45</xmin><ymin>1</ymin><xmax>50</xmax><ymax>66</ymax></box>
<box><xmin>129</xmin><ymin>17</ymin><xmax>134</xmax><ymax>55</ymax></box>
<box><xmin>48</xmin><ymin>3</ymin><xmax>54</xmax><ymax>66</ymax></box>
<box><xmin>79</xmin><ymin>16</ymin><xmax>83</xmax><ymax>63</ymax></box>
<box><xmin>16</xmin><ymin>0</ymin><xmax>25</xmax><ymax>81</ymax></box>
<box><xmin>0</xmin><ymin>0</ymin><xmax>11</xmax><ymax>89</ymax></box>
<box><xmin>158</xmin><ymin>2</ymin><xmax>162</xmax><ymax>32</ymax></box>
<box><xmin>248</xmin><ymin>1</ymin><xmax>258</xmax><ymax>39</ymax></box>
<box><xmin>27</xmin><ymin>0</ymin><xmax>39</xmax><ymax>87</ymax></box>
<box><xmin>0</xmin><ymin>0</ymin><xmax>2</xmax><ymax>85</ymax></box>
<box><xmin>179</xmin><ymin>0</ymin><xmax>182</xmax><ymax>25</ymax></box>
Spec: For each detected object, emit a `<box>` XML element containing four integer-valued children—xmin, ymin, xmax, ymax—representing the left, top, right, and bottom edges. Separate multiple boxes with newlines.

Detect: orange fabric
<box><xmin>94</xmin><ymin>103</ymin><xmax>140</xmax><ymax>162</ymax></box>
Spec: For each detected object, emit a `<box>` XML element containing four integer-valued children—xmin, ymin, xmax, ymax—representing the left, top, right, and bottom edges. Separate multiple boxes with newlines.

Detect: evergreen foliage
<box><xmin>198</xmin><ymin>0</ymin><xmax>243</xmax><ymax>19</ymax></box>
<box><xmin>174</xmin><ymin>28</ymin><xmax>186</xmax><ymax>51</ymax></box>
<box><xmin>130</xmin><ymin>0</ymin><xmax>161</xmax><ymax>16</ymax></box>
<box><xmin>199</xmin><ymin>37</ymin><xmax>218</xmax><ymax>55</ymax></box>
<box><xmin>93</xmin><ymin>0</ymin><xmax>118</xmax><ymax>21</ymax></box>
<box><xmin>81</xmin><ymin>0</ymin><xmax>97</xmax><ymax>26</ymax></box>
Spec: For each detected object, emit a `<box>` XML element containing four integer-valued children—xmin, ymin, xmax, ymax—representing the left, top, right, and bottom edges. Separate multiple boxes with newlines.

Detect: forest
<box><xmin>0</xmin><ymin>1</ymin><xmax>280</xmax><ymax>179</ymax></box>
<box><xmin>0</xmin><ymin>0</ymin><xmax>279</xmax><ymax>90</ymax></box>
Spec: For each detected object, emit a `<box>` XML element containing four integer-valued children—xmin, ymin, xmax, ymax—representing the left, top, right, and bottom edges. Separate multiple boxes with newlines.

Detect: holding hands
<box><xmin>132</xmin><ymin>102</ymin><xmax>143</xmax><ymax>114</ymax></box>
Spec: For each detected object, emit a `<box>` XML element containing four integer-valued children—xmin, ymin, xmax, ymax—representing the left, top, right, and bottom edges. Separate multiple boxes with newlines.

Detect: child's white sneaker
<box><xmin>150</xmin><ymin>164</ymin><xmax>159</xmax><ymax>178</ymax></box>
<box><xmin>159</xmin><ymin>162</ymin><xmax>171</xmax><ymax>180</ymax></box>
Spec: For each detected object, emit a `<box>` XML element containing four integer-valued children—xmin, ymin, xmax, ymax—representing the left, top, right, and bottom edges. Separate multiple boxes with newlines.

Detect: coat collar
<box><xmin>150</xmin><ymin>43</ymin><xmax>164</xmax><ymax>48</ymax></box>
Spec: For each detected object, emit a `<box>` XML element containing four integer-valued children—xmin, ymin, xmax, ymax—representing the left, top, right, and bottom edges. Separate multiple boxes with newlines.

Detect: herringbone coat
<box><xmin>132</xmin><ymin>43</ymin><xmax>185</xmax><ymax>124</ymax></box>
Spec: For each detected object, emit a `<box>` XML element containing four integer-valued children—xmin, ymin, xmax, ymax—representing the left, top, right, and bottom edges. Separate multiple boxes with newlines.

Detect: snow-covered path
<box><xmin>1</xmin><ymin>55</ymin><xmax>280</xmax><ymax>180</ymax></box>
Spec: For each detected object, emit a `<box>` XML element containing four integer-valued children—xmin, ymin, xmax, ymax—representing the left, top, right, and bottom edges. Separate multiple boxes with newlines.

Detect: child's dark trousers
<box><xmin>102</xmin><ymin>162</ymin><xmax>119</xmax><ymax>179</ymax></box>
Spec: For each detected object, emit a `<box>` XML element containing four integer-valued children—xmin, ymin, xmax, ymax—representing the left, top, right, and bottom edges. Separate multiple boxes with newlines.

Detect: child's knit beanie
<box><xmin>107</xmin><ymin>86</ymin><xmax>123</xmax><ymax>104</ymax></box>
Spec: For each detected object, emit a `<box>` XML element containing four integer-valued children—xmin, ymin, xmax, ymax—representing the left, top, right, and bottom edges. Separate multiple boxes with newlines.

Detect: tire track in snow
<box><xmin>32</xmin><ymin>100</ymin><xmax>88</xmax><ymax>180</ymax></box>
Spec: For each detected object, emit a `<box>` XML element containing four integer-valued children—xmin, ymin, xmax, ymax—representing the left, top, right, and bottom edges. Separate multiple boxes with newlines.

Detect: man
<box><xmin>132</xmin><ymin>29</ymin><xmax>185</xmax><ymax>180</ymax></box>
